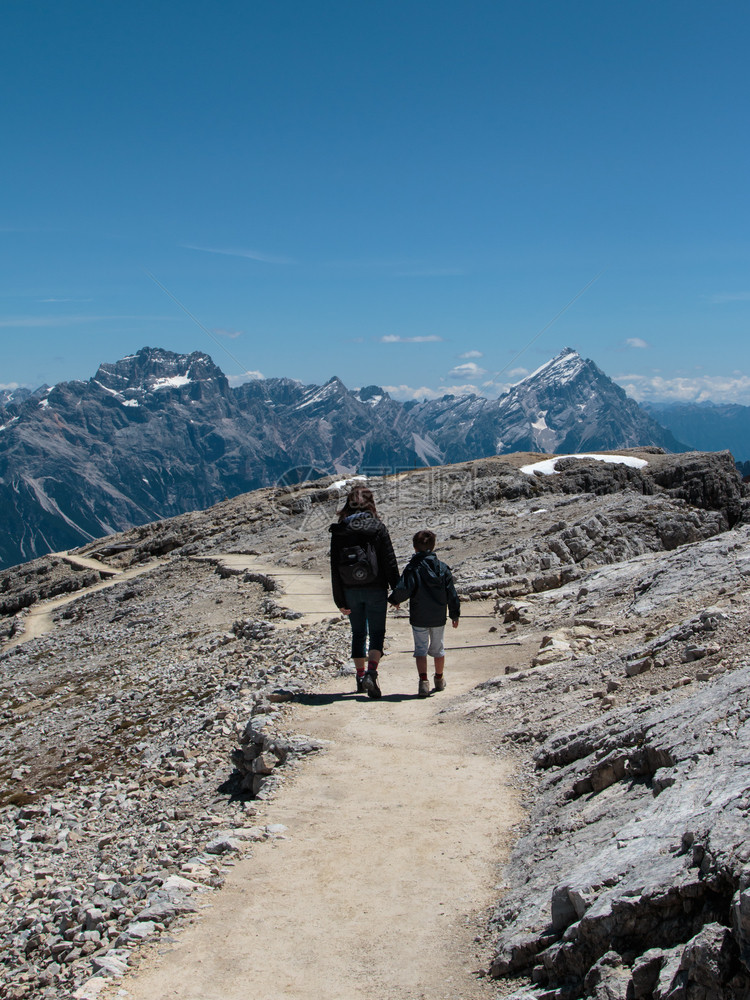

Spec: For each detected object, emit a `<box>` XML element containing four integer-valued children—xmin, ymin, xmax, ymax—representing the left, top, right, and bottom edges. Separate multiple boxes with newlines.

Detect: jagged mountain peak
<box><xmin>355</xmin><ymin>385</ymin><xmax>390</xmax><ymax>406</ymax></box>
<box><xmin>0</xmin><ymin>345</ymin><xmax>692</xmax><ymax>569</ymax></box>
<box><xmin>519</xmin><ymin>347</ymin><xmax>587</xmax><ymax>388</ymax></box>
<box><xmin>94</xmin><ymin>347</ymin><xmax>226</xmax><ymax>394</ymax></box>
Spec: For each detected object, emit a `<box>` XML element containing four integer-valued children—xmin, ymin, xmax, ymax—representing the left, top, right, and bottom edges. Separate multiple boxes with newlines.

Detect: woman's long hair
<box><xmin>337</xmin><ymin>485</ymin><xmax>378</xmax><ymax>522</ymax></box>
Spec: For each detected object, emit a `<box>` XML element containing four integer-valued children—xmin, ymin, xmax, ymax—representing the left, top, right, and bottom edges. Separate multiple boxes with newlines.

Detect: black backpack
<box><xmin>338</xmin><ymin>542</ymin><xmax>379</xmax><ymax>586</ymax></box>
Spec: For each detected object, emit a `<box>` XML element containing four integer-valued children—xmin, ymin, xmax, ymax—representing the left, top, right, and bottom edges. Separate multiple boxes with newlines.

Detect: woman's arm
<box><xmin>330</xmin><ymin>536</ymin><xmax>347</xmax><ymax>608</ymax></box>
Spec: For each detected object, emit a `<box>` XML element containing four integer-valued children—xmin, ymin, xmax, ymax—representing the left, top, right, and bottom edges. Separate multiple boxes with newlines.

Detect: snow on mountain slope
<box><xmin>0</xmin><ymin>346</ymin><xmax>687</xmax><ymax>569</ymax></box>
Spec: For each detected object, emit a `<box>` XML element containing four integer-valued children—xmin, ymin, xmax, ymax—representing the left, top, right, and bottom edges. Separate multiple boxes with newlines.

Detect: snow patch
<box><xmin>520</xmin><ymin>454</ymin><xmax>649</xmax><ymax>476</ymax></box>
<box><xmin>411</xmin><ymin>432</ymin><xmax>443</xmax><ymax>464</ymax></box>
<box><xmin>121</xmin><ymin>399</ymin><xmax>139</xmax><ymax>407</ymax></box>
<box><xmin>39</xmin><ymin>399</ymin><xmax>49</xmax><ymax>409</ymax></box>
<box><xmin>328</xmin><ymin>475</ymin><xmax>368</xmax><ymax>491</ymax></box>
<box><xmin>152</xmin><ymin>375</ymin><xmax>191</xmax><ymax>390</ymax></box>
<box><xmin>93</xmin><ymin>379</ymin><xmax>121</xmax><ymax>397</ymax></box>
<box><xmin>0</xmin><ymin>417</ymin><xmax>19</xmax><ymax>432</ymax></box>
<box><xmin>297</xmin><ymin>382</ymin><xmax>342</xmax><ymax>410</ymax></box>
<box><xmin>531</xmin><ymin>411</ymin><xmax>548</xmax><ymax>431</ymax></box>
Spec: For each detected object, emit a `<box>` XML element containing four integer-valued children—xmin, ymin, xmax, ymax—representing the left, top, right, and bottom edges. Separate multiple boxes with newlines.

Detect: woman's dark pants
<box><xmin>344</xmin><ymin>586</ymin><xmax>387</xmax><ymax>659</ymax></box>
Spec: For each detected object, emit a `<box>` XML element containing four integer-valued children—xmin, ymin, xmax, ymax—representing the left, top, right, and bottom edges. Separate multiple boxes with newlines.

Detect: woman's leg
<box><xmin>346</xmin><ymin>590</ymin><xmax>368</xmax><ymax>662</ymax></box>
<box><xmin>364</xmin><ymin>588</ymin><xmax>388</xmax><ymax>663</ymax></box>
<box><xmin>361</xmin><ymin>588</ymin><xmax>387</xmax><ymax>699</ymax></box>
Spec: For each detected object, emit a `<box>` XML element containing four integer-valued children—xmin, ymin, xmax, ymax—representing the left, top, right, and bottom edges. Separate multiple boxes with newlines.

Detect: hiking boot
<box><xmin>418</xmin><ymin>678</ymin><xmax>430</xmax><ymax>698</ymax></box>
<box><xmin>356</xmin><ymin>675</ymin><xmax>366</xmax><ymax>693</ymax></box>
<box><xmin>433</xmin><ymin>674</ymin><xmax>446</xmax><ymax>692</ymax></box>
<box><xmin>363</xmin><ymin>670</ymin><xmax>381</xmax><ymax>699</ymax></box>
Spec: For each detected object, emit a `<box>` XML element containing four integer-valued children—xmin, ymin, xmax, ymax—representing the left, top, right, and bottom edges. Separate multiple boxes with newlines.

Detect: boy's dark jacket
<box><xmin>389</xmin><ymin>551</ymin><xmax>460</xmax><ymax>627</ymax></box>
<box><xmin>329</xmin><ymin>513</ymin><xmax>400</xmax><ymax>608</ymax></box>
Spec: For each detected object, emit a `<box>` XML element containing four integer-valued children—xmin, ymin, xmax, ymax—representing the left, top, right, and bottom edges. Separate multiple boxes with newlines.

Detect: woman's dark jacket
<box><xmin>388</xmin><ymin>551</ymin><xmax>461</xmax><ymax>627</ymax></box>
<box><xmin>329</xmin><ymin>513</ymin><xmax>400</xmax><ymax>608</ymax></box>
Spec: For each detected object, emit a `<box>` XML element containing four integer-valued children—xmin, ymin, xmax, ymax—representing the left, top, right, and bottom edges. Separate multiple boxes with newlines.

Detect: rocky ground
<box><xmin>1</xmin><ymin>447</ymin><xmax>749</xmax><ymax>999</ymax></box>
<box><xmin>0</xmin><ymin>559</ymin><xmax>350</xmax><ymax>997</ymax></box>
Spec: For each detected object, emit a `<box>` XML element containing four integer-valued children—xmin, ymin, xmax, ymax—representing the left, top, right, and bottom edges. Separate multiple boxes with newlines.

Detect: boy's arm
<box><xmin>444</xmin><ymin>565</ymin><xmax>461</xmax><ymax>621</ymax></box>
<box><xmin>389</xmin><ymin>565</ymin><xmax>416</xmax><ymax>606</ymax></box>
<box><xmin>379</xmin><ymin>526</ymin><xmax>401</xmax><ymax>590</ymax></box>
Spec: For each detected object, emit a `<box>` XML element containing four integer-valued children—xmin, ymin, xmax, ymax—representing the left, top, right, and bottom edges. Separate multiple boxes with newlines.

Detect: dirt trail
<box><xmin>109</xmin><ymin>558</ymin><xmax>526</xmax><ymax>1000</ymax></box>
<box><xmin>4</xmin><ymin>555</ymin><xmax>163</xmax><ymax>651</ymax></box>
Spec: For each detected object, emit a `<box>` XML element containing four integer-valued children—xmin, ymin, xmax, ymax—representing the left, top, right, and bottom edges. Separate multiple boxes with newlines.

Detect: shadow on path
<box><xmin>293</xmin><ymin>691</ymin><xmax>419</xmax><ymax>706</ymax></box>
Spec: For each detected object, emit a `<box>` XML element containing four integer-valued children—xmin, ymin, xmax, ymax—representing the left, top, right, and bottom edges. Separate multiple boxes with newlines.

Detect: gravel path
<box><xmin>105</xmin><ymin>558</ymin><xmax>523</xmax><ymax>1000</ymax></box>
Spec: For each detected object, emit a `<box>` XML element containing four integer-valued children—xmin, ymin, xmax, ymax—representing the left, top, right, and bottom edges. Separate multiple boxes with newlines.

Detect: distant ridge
<box><xmin>644</xmin><ymin>400</ymin><xmax>750</xmax><ymax>463</ymax></box>
<box><xmin>0</xmin><ymin>346</ymin><xmax>688</xmax><ymax>569</ymax></box>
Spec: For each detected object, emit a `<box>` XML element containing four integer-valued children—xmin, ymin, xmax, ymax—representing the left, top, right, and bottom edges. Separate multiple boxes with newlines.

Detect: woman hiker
<box><xmin>329</xmin><ymin>485</ymin><xmax>400</xmax><ymax>698</ymax></box>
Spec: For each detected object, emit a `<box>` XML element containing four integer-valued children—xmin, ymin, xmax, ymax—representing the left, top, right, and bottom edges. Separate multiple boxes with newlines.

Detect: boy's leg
<box><xmin>428</xmin><ymin>628</ymin><xmax>447</xmax><ymax>691</ymax></box>
<box><xmin>412</xmin><ymin>628</ymin><xmax>431</xmax><ymax>697</ymax></box>
<box><xmin>433</xmin><ymin>655</ymin><xmax>446</xmax><ymax>690</ymax></box>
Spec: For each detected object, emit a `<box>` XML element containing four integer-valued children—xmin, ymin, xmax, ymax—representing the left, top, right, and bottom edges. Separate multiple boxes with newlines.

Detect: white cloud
<box><xmin>710</xmin><ymin>292</ymin><xmax>750</xmax><ymax>304</ymax></box>
<box><xmin>0</xmin><ymin>382</ymin><xmax>21</xmax><ymax>390</ymax></box>
<box><xmin>183</xmin><ymin>243</ymin><xmax>294</xmax><ymax>265</ymax></box>
<box><xmin>617</xmin><ymin>372</ymin><xmax>750</xmax><ymax>404</ymax></box>
<box><xmin>380</xmin><ymin>334</ymin><xmax>443</xmax><ymax>343</ymax></box>
<box><xmin>507</xmin><ymin>367</ymin><xmax>529</xmax><ymax>378</ymax></box>
<box><xmin>226</xmin><ymin>370</ymin><xmax>265</xmax><ymax>386</ymax></box>
<box><xmin>448</xmin><ymin>361</ymin><xmax>487</xmax><ymax>380</ymax></box>
<box><xmin>214</xmin><ymin>328</ymin><xmax>243</xmax><ymax>340</ymax></box>
<box><xmin>384</xmin><ymin>379</ymin><xmax>508</xmax><ymax>402</ymax></box>
<box><xmin>625</xmin><ymin>337</ymin><xmax>649</xmax><ymax>349</ymax></box>
<box><xmin>382</xmin><ymin>384</ymin><xmax>446</xmax><ymax>401</ymax></box>
<box><xmin>459</xmin><ymin>350</ymin><xmax>483</xmax><ymax>359</ymax></box>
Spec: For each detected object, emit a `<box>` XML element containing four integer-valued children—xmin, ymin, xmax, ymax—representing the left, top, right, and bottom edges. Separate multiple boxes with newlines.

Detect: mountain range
<box><xmin>643</xmin><ymin>400</ymin><xmax>750</xmax><ymax>469</ymax></box>
<box><xmin>0</xmin><ymin>344</ymin><xmax>711</xmax><ymax>570</ymax></box>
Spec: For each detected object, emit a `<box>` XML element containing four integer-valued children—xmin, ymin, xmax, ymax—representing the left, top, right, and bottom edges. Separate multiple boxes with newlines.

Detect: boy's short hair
<box><xmin>413</xmin><ymin>529</ymin><xmax>436</xmax><ymax>552</ymax></box>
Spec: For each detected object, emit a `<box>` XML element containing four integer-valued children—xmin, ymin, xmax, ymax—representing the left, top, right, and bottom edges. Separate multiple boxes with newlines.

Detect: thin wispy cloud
<box><xmin>618</xmin><ymin>372</ymin><xmax>750</xmax><ymax>404</ymax></box>
<box><xmin>40</xmin><ymin>297</ymin><xmax>94</xmax><ymax>303</ymax></box>
<box><xmin>459</xmin><ymin>350</ymin><xmax>483</xmax><ymax>359</ymax></box>
<box><xmin>394</xmin><ymin>267</ymin><xmax>466</xmax><ymax>277</ymax></box>
<box><xmin>380</xmin><ymin>334</ymin><xmax>443</xmax><ymax>343</ymax></box>
<box><xmin>0</xmin><ymin>314</ymin><xmax>166</xmax><ymax>328</ymax></box>
<box><xmin>183</xmin><ymin>243</ymin><xmax>295</xmax><ymax>265</ymax></box>
<box><xmin>448</xmin><ymin>361</ymin><xmax>486</xmax><ymax>380</ymax></box>
<box><xmin>710</xmin><ymin>292</ymin><xmax>750</xmax><ymax>304</ymax></box>
<box><xmin>0</xmin><ymin>382</ymin><xmax>21</xmax><ymax>390</ymax></box>
<box><xmin>214</xmin><ymin>328</ymin><xmax>243</xmax><ymax>340</ymax></box>
<box><xmin>625</xmin><ymin>337</ymin><xmax>649</xmax><ymax>349</ymax></box>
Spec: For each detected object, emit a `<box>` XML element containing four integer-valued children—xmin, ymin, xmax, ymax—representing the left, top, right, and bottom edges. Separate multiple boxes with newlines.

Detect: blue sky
<box><xmin>2</xmin><ymin>1</ymin><xmax>750</xmax><ymax>402</ymax></box>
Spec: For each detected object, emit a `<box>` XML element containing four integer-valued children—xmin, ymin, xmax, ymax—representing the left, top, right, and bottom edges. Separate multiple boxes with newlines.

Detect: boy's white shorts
<box><xmin>411</xmin><ymin>625</ymin><xmax>445</xmax><ymax>658</ymax></box>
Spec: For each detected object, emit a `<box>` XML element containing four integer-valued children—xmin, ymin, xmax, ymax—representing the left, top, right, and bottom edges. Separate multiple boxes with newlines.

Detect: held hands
<box><xmin>452</xmin><ymin>619</ymin><xmax>459</xmax><ymax>629</ymax></box>
<box><xmin>340</xmin><ymin>608</ymin><xmax>351</xmax><ymax>616</ymax></box>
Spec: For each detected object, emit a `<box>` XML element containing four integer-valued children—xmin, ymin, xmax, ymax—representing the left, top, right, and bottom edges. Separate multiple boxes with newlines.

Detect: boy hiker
<box><xmin>389</xmin><ymin>529</ymin><xmax>460</xmax><ymax>697</ymax></box>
